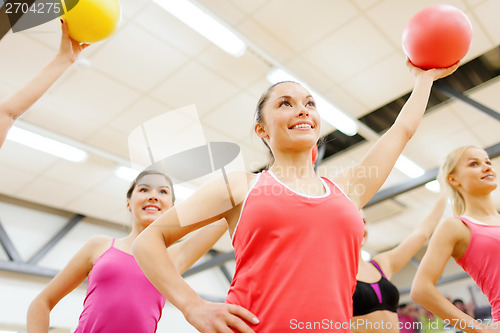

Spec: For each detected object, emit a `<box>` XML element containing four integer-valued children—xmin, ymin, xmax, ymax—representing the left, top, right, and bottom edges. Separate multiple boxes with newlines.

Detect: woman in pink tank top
<box><xmin>27</xmin><ymin>169</ymin><xmax>227</xmax><ymax>332</ymax></box>
<box><xmin>412</xmin><ymin>146</ymin><xmax>500</xmax><ymax>333</ymax></box>
<box><xmin>133</xmin><ymin>61</ymin><xmax>458</xmax><ymax>332</ymax></box>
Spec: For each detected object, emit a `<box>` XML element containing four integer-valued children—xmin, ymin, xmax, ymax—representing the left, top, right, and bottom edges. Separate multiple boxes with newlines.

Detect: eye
<box><xmin>469</xmin><ymin>162</ymin><xmax>478</xmax><ymax>167</ymax></box>
<box><xmin>160</xmin><ymin>189</ymin><xmax>169</xmax><ymax>195</ymax></box>
<box><xmin>306</xmin><ymin>100</ymin><xmax>316</xmax><ymax>107</ymax></box>
<box><xmin>139</xmin><ymin>188</ymin><xmax>148</xmax><ymax>192</ymax></box>
<box><xmin>279</xmin><ymin>100</ymin><xmax>291</xmax><ymax>107</ymax></box>
<box><xmin>486</xmin><ymin>161</ymin><xmax>492</xmax><ymax>166</ymax></box>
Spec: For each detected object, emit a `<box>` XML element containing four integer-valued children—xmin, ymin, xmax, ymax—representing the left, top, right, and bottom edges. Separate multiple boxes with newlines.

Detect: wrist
<box><xmin>415</xmin><ymin>71</ymin><xmax>435</xmax><ymax>83</ymax></box>
<box><xmin>53</xmin><ymin>54</ymin><xmax>75</xmax><ymax>67</ymax></box>
<box><xmin>179</xmin><ymin>294</ymin><xmax>205</xmax><ymax>317</ymax></box>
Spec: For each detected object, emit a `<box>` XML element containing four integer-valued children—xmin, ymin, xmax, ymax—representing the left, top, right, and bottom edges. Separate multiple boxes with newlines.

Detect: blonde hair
<box><xmin>439</xmin><ymin>145</ymin><xmax>482</xmax><ymax>216</ymax></box>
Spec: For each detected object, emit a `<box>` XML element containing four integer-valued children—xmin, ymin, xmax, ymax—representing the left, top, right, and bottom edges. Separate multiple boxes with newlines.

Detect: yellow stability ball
<box><xmin>61</xmin><ymin>0</ymin><xmax>121</xmax><ymax>44</ymax></box>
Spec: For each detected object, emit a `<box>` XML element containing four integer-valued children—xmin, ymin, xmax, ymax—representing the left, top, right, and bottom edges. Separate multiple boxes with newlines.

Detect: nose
<box><xmin>483</xmin><ymin>162</ymin><xmax>492</xmax><ymax>173</ymax></box>
<box><xmin>148</xmin><ymin>193</ymin><xmax>159</xmax><ymax>202</ymax></box>
<box><xmin>297</xmin><ymin>105</ymin><xmax>309</xmax><ymax>117</ymax></box>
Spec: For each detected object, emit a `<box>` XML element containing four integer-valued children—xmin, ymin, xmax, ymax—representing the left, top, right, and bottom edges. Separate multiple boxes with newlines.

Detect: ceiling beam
<box><xmin>27</xmin><ymin>214</ymin><xmax>84</xmax><ymax>265</ymax></box>
<box><xmin>182</xmin><ymin>250</ymin><xmax>235</xmax><ymax>278</ymax></box>
<box><xmin>0</xmin><ymin>220</ymin><xmax>22</xmax><ymax>262</ymax></box>
<box><xmin>434</xmin><ymin>81</ymin><xmax>500</xmax><ymax>121</ymax></box>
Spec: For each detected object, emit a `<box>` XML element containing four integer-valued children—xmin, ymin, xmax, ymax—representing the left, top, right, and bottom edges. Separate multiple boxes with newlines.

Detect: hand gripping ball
<box><xmin>62</xmin><ymin>0</ymin><xmax>122</xmax><ymax>43</ymax></box>
<box><xmin>402</xmin><ymin>4</ymin><xmax>472</xmax><ymax>69</ymax></box>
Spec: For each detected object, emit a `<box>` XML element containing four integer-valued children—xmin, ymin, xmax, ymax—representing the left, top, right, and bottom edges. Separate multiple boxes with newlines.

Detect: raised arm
<box><xmin>372</xmin><ymin>187</ymin><xmax>447</xmax><ymax>279</ymax></box>
<box><xmin>27</xmin><ymin>235</ymin><xmax>109</xmax><ymax>333</ymax></box>
<box><xmin>0</xmin><ymin>19</ymin><xmax>89</xmax><ymax>147</ymax></box>
<box><xmin>133</xmin><ymin>171</ymin><xmax>258</xmax><ymax>333</ymax></box>
<box><xmin>335</xmin><ymin>61</ymin><xmax>459</xmax><ymax>208</ymax></box>
<box><xmin>168</xmin><ymin>219</ymin><xmax>228</xmax><ymax>275</ymax></box>
<box><xmin>410</xmin><ymin>218</ymin><xmax>497</xmax><ymax>333</ymax></box>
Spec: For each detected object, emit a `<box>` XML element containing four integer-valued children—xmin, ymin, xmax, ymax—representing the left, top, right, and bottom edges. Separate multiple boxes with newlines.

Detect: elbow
<box><xmin>410</xmin><ymin>277</ymin><xmax>428</xmax><ymax>306</ymax></box>
<box><xmin>410</xmin><ymin>284</ymin><xmax>421</xmax><ymax>304</ymax></box>
<box><xmin>388</xmin><ymin>123</ymin><xmax>417</xmax><ymax>144</ymax></box>
<box><xmin>413</xmin><ymin>231</ymin><xmax>431</xmax><ymax>244</ymax></box>
<box><xmin>400</xmin><ymin>124</ymin><xmax>417</xmax><ymax>141</ymax></box>
<box><xmin>172</xmin><ymin>253</ymin><xmax>189</xmax><ymax>275</ymax></box>
<box><xmin>2</xmin><ymin>105</ymin><xmax>19</xmax><ymax>121</ymax></box>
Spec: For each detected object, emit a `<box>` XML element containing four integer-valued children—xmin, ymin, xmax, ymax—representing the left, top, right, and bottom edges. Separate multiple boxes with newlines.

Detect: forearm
<box><xmin>393</xmin><ymin>73</ymin><xmax>434</xmax><ymax>138</ymax></box>
<box><xmin>133</xmin><ymin>228</ymin><xmax>203</xmax><ymax>314</ymax></box>
<box><xmin>412</xmin><ymin>282</ymin><xmax>484</xmax><ymax>333</ymax></box>
<box><xmin>414</xmin><ymin>194</ymin><xmax>447</xmax><ymax>237</ymax></box>
<box><xmin>26</xmin><ymin>298</ymin><xmax>51</xmax><ymax>333</ymax></box>
<box><xmin>171</xmin><ymin>219</ymin><xmax>228</xmax><ymax>274</ymax></box>
<box><xmin>1</xmin><ymin>55</ymin><xmax>72</xmax><ymax>120</ymax></box>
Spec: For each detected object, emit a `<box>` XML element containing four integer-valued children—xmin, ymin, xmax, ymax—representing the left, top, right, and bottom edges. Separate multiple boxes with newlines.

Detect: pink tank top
<box><xmin>74</xmin><ymin>239</ymin><xmax>166</xmax><ymax>333</ymax></box>
<box><xmin>227</xmin><ymin>171</ymin><xmax>364</xmax><ymax>332</ymax></box>
<box><xmin>456</xmin><ymin>217</ymin><xmax>500</xmax><ymax>321</ymax></box>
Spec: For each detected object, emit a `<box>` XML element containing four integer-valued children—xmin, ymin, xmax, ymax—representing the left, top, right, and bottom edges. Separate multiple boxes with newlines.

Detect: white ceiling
<box><xmin>0</xmin><ymin>0</ymin><xmax>499</xmax><ymax>254</ymax></box>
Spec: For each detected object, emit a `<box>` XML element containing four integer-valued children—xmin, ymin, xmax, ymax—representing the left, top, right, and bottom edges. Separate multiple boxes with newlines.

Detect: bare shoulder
<box><xmin>439</xmin><ymin>217</ymin><xmax>469</xmax><ymax>233</ymax></box>
<box><xmin>432</xmin><ymin>217</ymin><xmax>470</xmax><ymax>245</ymax></box>
<box><xmin>83</xmin><ymin>235</ymin><xmax>113</xmax><ymax>264</ymax></box>
<box><xmin>330</xmin><ymin>167</ymin><xmax>361</xmax><ymax>206</ymax></box>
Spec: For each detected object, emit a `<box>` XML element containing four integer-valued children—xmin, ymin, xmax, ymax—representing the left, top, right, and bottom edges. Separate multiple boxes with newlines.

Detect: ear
<box><xmin>361</xmin><ymin>228</ymin><xmax>368</xmax><ymax>246</ymax></box>
<box><xmin>126</xmin><ymin>200</ymin><xmax>131</xmax><ymax>212</ymax></box>
<box><xmin>448</xmin><ymin>174</ymin><xmax>460</xmax><ymax>188</ymax></box>
<box><xmin>255</xmin><ymin>123</ymin><xmax>269</xmax><ymax>140</ymax></box>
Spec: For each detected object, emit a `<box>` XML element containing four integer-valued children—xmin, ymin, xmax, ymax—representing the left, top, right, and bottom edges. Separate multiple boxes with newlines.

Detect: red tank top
<box><xmin>227</xmin><ymin>171</ymin><xmax>364</xmax><ymax>332</ymax></box>
<box><xmin>456</xmin><ymin>216</ymin><xmax>500</xmax><ymax>321</ymax></box>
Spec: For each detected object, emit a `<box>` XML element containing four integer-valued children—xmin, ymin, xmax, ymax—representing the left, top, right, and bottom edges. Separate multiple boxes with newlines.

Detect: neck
<box><xmin>129</xmin><ymin>220</ymin><xmax>149</xmax><ymax>238</ymax></box>
<box><xmin>462</xmin><ymin>192</ymin><xmax>499</xmax><ymax>218</ymax></box>
<box><xmin>358</xmin><ymin>255</ymin><xmax>370</xmax><ymax>266</ymax></box>
<box><xmin>270</xmin><ymin>150</ymin><xmax>316</xmax><ymax>179</ymax></box>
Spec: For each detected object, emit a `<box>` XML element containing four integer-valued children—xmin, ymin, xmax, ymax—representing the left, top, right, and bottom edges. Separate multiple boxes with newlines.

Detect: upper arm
<box><xmin>146</xmin><ymin>170</ymin><xmax>252</xmax><ymax>247</ymax></box>
<box><xmin>413</xmin><ymin>218</ymin><xmax>467</xmax><ymax>290</ymax></box>
<box><xmin>373</xmin><ymin>231</ymin><xmax>428</xmax><ymax>279</ymax></box>
<box><xmin>334</xmin><ymin>127</ymin><xmax>411</xmax><ymax>208</ymax></box>
<box><xmin>33</xmin><ymin>236</ymin><xmax>109</xmax><ymax>309</ymax></box>
<box><xmin>168</xmin><ymin>219</ymin><xmax>229</xmax><ymax>274</ymax></box>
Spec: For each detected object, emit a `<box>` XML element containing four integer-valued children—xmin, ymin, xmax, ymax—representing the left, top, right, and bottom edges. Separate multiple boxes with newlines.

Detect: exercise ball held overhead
<box><xmin>402</xmin><ymin>4</ymin><xmax>472</xmax><ymax>69</ymax></box>
<box><xmin>61</xmin><ymin>0</ymin><xmax>122</xmax><ymax>44</ymax></box>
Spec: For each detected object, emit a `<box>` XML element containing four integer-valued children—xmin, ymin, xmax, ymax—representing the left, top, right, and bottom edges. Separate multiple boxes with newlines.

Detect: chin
<box><xmin>141</xmin><ymin>215</ymin><xmax>159</xmax><ymax>224</ymax></box>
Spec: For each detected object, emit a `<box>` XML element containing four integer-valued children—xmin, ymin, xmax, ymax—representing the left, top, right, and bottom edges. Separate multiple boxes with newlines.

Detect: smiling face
<box><xmin>448</xmin><ymin>147</ymin><xmax>497</xmax><ymax>196</ymax></box>
<box><xmin>127</xmin><ymin>173</ymin><xmax>174</xmax><ymax>227</ymax></box>
<box><xmin>255</xmin><ymin>81</ymin><xmax>321</xmax><ymax>154</ymax></box>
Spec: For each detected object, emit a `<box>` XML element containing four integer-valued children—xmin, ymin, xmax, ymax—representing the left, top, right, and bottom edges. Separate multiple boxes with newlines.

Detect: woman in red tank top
<box><xmin>412</xmin><ymin>146</ymin><xmax>500</xmax><ymax>333</ymax></box>
<box><xmin>133</xmin><ymin>61</ymin><xmax>458</xmax><ymax>332</ymax></box>
<box><xmin>27</xmin><ymin>169</ymin><xmax>227</xmax><ymax>332</ymax></box>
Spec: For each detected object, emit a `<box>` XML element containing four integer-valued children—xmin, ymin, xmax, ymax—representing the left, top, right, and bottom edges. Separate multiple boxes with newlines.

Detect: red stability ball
<box><xmin>402</xmin><ymin>4</ymin><xmax>473</xmax><ymax>69</ymax></box>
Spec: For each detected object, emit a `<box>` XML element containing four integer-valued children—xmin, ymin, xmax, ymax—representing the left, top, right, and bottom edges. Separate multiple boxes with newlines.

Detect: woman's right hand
<box><xmin>406</xmin><ymin>59</ymin><xmax>460</xmax><ymax>81</ymax></box>
<box><xmin>184</xmin><ymin>300</ymin><xmax>259</xmax><ymax>333</ymax></box>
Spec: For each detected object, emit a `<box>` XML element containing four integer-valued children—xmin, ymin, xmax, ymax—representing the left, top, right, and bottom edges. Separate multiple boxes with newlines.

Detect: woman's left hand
<box><xmin>57</xmin><ymin>19</ymin><xmax>90</xmax><ymax>63</ymax></box>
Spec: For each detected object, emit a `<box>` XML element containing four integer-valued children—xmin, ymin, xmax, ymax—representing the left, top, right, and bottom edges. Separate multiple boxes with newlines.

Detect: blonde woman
<box><xmin>412</xmin><ymin>146</ymin><xmax>500</xmax><ymax>333</ymax></box>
